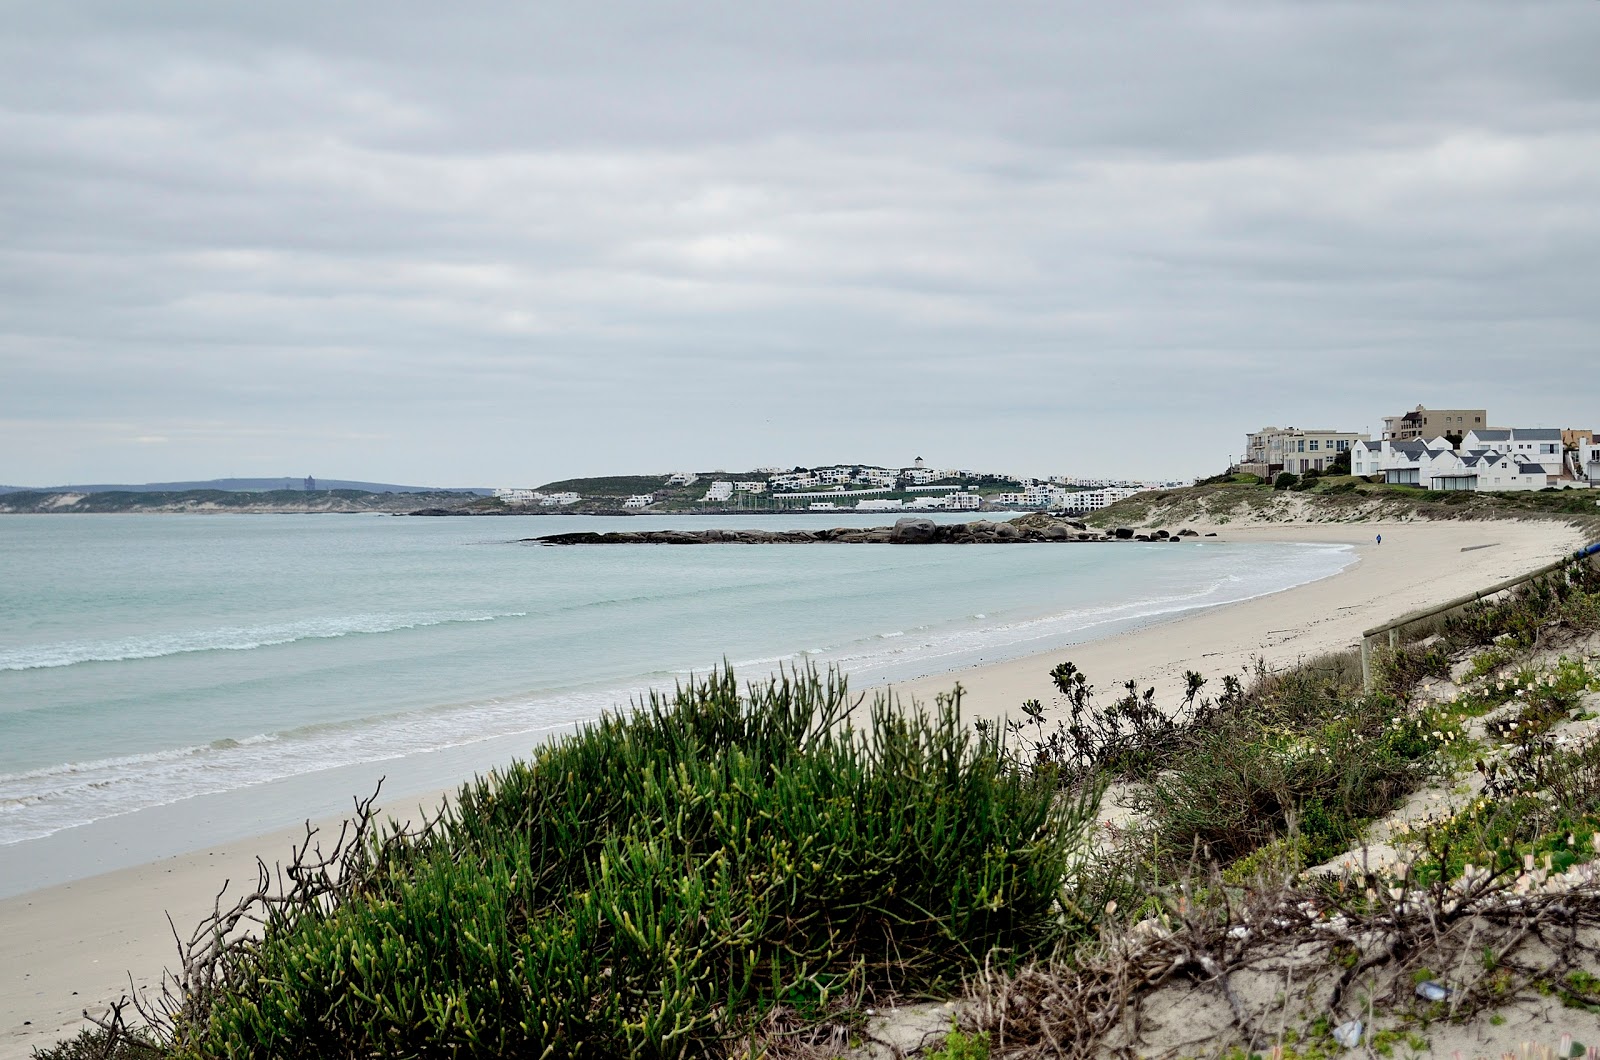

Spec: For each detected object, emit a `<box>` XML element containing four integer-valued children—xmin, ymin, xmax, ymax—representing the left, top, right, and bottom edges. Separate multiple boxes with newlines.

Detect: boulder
<box><xmin>1113</xmin><ymin>527</ymin><xmax>1135</xmax><ymax>540</ymax></box>
<box><xmin>890</xmin><ymin>517</ymin><xmax>939</xmax><ymax>544</ymax></box>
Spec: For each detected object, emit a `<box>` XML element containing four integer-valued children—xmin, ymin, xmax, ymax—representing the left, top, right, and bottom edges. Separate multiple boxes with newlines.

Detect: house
<box><xmin>1350</xmin><ymin>438</ymin><xmax>1452</xmax><ymax>483</ymax></box>
<box><xmin>733</xmin><ymin>481</ymin><xmax>767</xmax><ymax>493</ymax></box>
<box><xmin>1582</xmin><ymin>442</ymin><xmax>1600</xmax><ymax>487</ymax></box>
<box><xmin>702</xmin><ymin>481</ymin><xmax>734</xmax><ymax>503</ymax></box>
<box><xmin>623</xmin><ymin>494</ymin><xmax>655</xmax><ymax>508</ymax></box>
<box><xmin>1243</xmin><ymin>427</ymin><xmax>1368</xmax><ymax>476</ymax></box>
<box><xmin>665</xmin><ymin>472</ymin><xmax>698</xmax><ymax>487</ymax></box>
<box><xmin>1355</xmin><ymin>436</ymin><xmax>1554</xmax><ymax>492</ymax></box>
<box><xmin>1382</xmin><ymin>406</ymin><xmax>1488</xmax><ymax>441</ymax></box>
<box><xmin>946</xmin><ymin>493</ymin><xmax>982</xmax><ymax>511</ymax></box>
<box><xmin>856</xmin><ymin>498</ymin><xmax>904</xmax><ymax>511</ymax></box>
<box><xmin>1461</xmin><ymin>428</ymin><xmax>1564</xmax><ymax>477</ymax></box>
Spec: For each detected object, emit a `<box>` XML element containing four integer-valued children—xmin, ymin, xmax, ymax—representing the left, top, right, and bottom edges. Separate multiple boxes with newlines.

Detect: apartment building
<box><xmin>1243</xmin><ymin>427</ymin><xmax>1368</xmax><ymax>476</ymax></box>
<box><xmin>1381</xmin><ymin>406</ymin><xmax>1487</xmax><ymax>441</ymax></box>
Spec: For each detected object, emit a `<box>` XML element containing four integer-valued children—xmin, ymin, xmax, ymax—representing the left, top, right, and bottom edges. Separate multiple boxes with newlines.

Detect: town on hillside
<box><xmin>493</xmin><ymin>457</ymin><xmax>1184</xmax><ymax>515</ymax></box>
<box><xmin>1240</xmin><ymin>404</ymin><xmax>1600</xmax><ymax>493</ymax></box>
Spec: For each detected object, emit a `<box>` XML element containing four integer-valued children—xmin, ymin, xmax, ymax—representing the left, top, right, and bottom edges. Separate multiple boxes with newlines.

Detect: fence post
<box><xmin>1360</xmin><ymin>635</ymin><xmax>1373</xmax><ymax>692</ymax></box>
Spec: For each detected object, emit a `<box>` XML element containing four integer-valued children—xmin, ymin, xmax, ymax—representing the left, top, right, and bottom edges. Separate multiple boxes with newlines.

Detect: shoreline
<box><xmin>1</xmin><ymin>516</ymin><xmax>1587</xmax><ymax>1058</ymax></box>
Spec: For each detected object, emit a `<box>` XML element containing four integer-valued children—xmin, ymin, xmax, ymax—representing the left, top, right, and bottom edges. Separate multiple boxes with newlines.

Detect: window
<box><xmin>1297</xmin><ymin>440</ymin><xmax>1306</xmax><ymax>452</ymax></box>
<box><xmin>1309</xmin><ymin>440</ymin><xmax>1320</xmax><ymax>451</ymax></box>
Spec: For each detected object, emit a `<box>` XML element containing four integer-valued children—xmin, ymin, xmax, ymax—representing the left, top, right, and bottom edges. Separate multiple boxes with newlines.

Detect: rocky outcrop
<box><xmin>529</xmin><ymin>514</ymin><xmax>1200</xmax><ymax>546</ymax></box>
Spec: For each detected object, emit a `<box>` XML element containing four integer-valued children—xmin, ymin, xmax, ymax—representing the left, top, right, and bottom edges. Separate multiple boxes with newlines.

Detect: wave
<box><xmin>0</xmin><ymin>610</ymin><xmax>530</xmax><ymax>672</ymax></box>
<box><xmin>0</xmin><ymin>541</ymin><xmax>1356</xmax><ymax>848</ymax></box>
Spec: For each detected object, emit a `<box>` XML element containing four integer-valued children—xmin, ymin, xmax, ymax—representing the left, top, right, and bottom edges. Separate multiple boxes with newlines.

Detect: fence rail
<box><xmin>1359</xmin><ymin>541</ymin><xmax>1600</xmax><ymax>691</ymax></box>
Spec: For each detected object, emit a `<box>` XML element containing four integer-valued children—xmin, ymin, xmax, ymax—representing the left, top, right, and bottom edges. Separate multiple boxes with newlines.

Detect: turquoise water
<box><xmin>0</xmin><ymin>513</ymin><xmax>1354</xmax><ymax>892</ymax></box>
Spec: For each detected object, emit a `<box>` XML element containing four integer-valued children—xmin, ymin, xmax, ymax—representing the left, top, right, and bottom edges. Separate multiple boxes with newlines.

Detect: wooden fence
<box><xmin>1359</xmin><ymin>541</ymin><xmax>1600</xmax><ymax>691</ymax></box>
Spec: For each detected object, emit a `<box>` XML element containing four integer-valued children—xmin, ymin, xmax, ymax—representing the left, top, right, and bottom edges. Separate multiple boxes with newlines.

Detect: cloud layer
<box><xmin>3</xmin><ymin>2</ymin><xmax>1597</xmax><ymax>483</ymax></box>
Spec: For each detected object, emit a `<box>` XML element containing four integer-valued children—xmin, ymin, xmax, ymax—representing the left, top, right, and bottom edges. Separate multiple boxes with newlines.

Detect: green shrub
<box><xmin>180</xmin><ymin>668</ymin><xmax>1093</xmax><ymax>1058</ymax></box>
<box><xmin>1273</xmin><ymin>472</ymin><xmax>1299</xmax><ymax>491</ymax></box>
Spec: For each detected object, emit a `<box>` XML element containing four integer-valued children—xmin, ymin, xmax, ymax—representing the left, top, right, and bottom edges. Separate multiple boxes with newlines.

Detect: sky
<box><xmin>3</xmin><ymin>2</ymin><xmax>1597</xmax><ymax>487</ymax></box>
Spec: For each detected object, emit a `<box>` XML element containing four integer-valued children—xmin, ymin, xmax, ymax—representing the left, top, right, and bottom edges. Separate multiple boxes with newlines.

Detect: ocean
<box><xmin>0</xmin><ymin>513</ymin><xmax>1354</xmax><ymax>895</ymax></box>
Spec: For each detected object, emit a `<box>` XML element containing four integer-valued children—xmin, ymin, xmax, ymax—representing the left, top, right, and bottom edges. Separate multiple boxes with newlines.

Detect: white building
<box><xmin>856</xmin><ymin>468</ymin><xmax>899</xmax><ymax>487</ymax></box>
<box><xmin>808</xmin><ymin>501</ymin><xmax>839</xmax><ymax>511</ymax></box>
<box><xmin>734</xmin><ymin>481</ymin><xmax>767</xmax><ymax>493</ymax></box>
<box><xmin>1350</xmin><ymin>438</ymin><xmax>1452</xmax><ymax>481</ymax></box>
<box><xmin>623</xmin><ymin>494</ymin><xmax>655</xmax><ymax>508</ymax></box>
<box><xmin>1353</xmin><ymin>436</ymin><xmax>1554</xmax><ymax>492</ymax></box>
<box><xmin>904</xmin><ymin>495</ymin><xmax>948</xmax><ymax>510</ymax></box>
<box><xmin>495</xmin><ymin>488</ymin><xmax>580</xmax><ymax>506</ymax></box>
<box><xmin>1461</xmin><ymin>429</ymin><xmax>1564</xmax><ymax>477</ymax></box>
<box><xmin>770</xmin><ymin>471</ymin><xmax>820</xmax><ymax>491</ymax></box>
<box><xmin>666</xmin><ymin>472</ymin><xmax>698</xmax><ymax>487</ymax></box>
<box><xmin>856</xmin><ymin>498</ymin><xmax>904</xmax><ymax>511</ymax></box>
<box><xmin>1583</xmin><ymin>442</ymin><xmax>1600</xmax><ymax>486</ymax></box>
<box><xmin>702</xmin><ymin>481</ymin><xmax>734</xmax><ymax>503</ymax></box>
<box><xmin>946</xmin><ymin>492</ymin><xmax>982</xmax><ymax>510</ymax></box>
<box><xmin>1056</xmin><ymin>486</ymin><xmax>1149</xmax><ymax>513</ymax></box>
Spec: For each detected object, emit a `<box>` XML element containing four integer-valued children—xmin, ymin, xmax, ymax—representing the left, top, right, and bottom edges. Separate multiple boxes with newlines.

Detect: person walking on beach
<box><xmin>1376</xmin><ymin>533</ymin><xmax>1382</xmax><ymax>545</ymax></box>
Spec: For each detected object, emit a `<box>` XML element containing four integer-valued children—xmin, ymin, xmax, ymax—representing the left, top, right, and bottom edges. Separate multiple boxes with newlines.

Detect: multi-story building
<box><xmin>494</xmin><ymin>488</ymin><xmax>540</xmax><ymax>504</ymax></box>
<box><xmin>1583</xmin><ymin>442</ymin><xmax>1600</xmax><ymax>486</ymax></box>
<box><xmin>1352</xmin><ymin>435</ymin><xmax>1555</xmax><ymax>492</ymax></box>
<box><xmin>623</xmin><ymin>494</ymin><xmax>655</xmax><ymax>508</ymax></box>
<box><xmin>665</xmin><ymin>472</ymin><xmax>698</xmax><ymax>487</ymax></box>
<box><xmin>1055</xmin><ymin>486</ymin><xmax>1148</xmax><ymax>512</ymax></box>
<box><xmin>733</xmin><ymin>480</ymin><xmax>767</xmax><ymax>493</ymax></box>
<box><xmin>1243</xmin><ymin>427</ymin><xmax>1369</xmax><ymax>476</ymax></box>
<box><xmin>1461</xmin><ymin>428</ymin><xmax>1564</xmax><ymax>477</ymax></box>
<box><xmin>946</xmin><ymin>493</ymin><xmax>982</xmax><ymax>510</ymax></box>
<box><xmin>1382</xmin><ymin>406</ymin><xmax>1488</xmax><ymax>441</ymax></box>
<box><xmin>702</xmin><ymin>481</ymin><xmax>734</xmax><ymax>503</ymax></box>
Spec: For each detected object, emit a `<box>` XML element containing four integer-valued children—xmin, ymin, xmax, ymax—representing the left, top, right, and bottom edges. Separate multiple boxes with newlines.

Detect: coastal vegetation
<box><xmin>42</xmin><ymin>549</ymin><xmax>1600</xmax><ymax>1058</ymax></box>
<box><xmin>1089</xmin><ymin>477</ymin><xmax>1600</xmax><ymax>532</ymax></box>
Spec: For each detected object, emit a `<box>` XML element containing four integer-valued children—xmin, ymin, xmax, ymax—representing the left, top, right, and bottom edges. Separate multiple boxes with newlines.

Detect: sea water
<box><xmin>0</xmin><ymin>513</ymin><xmax>1353</xmax><ymax>894</ymax></box>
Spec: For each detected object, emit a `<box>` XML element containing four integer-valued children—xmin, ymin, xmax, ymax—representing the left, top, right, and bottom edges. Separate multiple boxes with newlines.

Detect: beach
<box><xmin>1</xmin><ymin>516</ymin><xmax>1587</xmax><ymax>1058</ymax></box>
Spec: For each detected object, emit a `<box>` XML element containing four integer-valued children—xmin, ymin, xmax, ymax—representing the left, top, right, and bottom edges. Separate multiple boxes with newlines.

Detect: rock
<box><xmin>1113</xmin><ymin>527</ymin><xmax>1135</xmax><ymax>540</ymax></box>
<box><xmin>1134</xmin><ymin>534</ymin><xmax>1152</xmax><ymax>542</ymax></box>
<box><xmin>1204</xmin><ymin>532</ymin><xmax>1218</xmax><ymax>537</ymax></box>
<box><xmin>1177</xmin><ymin>529</ymin><xmax>1199</xmax><ymax>537</ymax></box>
<box><xmin>1153</xmin><ymin>529</ymin><xmax>1170</xmax><ymax>539</ymax></box>
<box><xmin>890</xmin><ymin>517</ymin><xmax>939</xmax><ymax>543</ymax></box>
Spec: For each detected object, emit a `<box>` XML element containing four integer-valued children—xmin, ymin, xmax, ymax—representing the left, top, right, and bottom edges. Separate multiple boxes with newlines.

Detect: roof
<box><xmin>1471</xmin><ymin>429</ymin><xmax>1511</xmax><ymax>441</ymax></box>
<box><xmin>1512</xmin><ymin>428</ymin><xmax>1562</xmax><ymax>441</ymax></box>
<box><xmin>1518</xmin><ymin>463</ymin><xmax>1549</xmax><ymax>475</ymax></box>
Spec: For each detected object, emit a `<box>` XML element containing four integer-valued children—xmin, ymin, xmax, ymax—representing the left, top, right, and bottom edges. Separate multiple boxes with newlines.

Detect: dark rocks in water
<box><xmin>526</xmin><ymin>514</ymin><xmax>1168</xmax><ymax>546</ymax></box>
<box><xmin>1177</xmin><ymin>529</ymin><xmax>1199</xmax><ymax>537</ymax></box>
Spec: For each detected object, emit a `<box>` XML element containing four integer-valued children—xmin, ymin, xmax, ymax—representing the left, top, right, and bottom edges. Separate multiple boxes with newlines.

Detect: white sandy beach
<box><xmin>1</xmin><ymin>516</ymin><xmax>1588</xmax><ymax>1058</ymax></box>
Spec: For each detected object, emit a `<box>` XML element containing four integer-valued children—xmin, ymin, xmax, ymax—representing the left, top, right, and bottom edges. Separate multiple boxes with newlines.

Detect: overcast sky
<box><xmin>3</xmin><ymin>1</ymin><xmax>1597</xmax><ymax>486</ymax></box>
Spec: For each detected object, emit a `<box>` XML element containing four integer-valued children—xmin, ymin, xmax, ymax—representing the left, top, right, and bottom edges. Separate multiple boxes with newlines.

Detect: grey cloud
<box><xmin>2</xmin><ymin>1</ymin><xmax>1597</xmax><ymax>484</ymax></box>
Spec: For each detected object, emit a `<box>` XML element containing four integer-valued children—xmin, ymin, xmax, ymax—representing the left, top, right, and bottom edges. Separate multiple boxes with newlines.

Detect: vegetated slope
<box><xmin>1088</xmin><ymin>479</ymin><xmax>1600</xmax><ymax>532</ymax></box>
<box><xmin>0</xmin><ymin>489</ymin><xmax>483</xmax><ymax>514</ymax></box>
<box><xmin>85</xmin><ymin>670</ymin><xmax>1094</xmax><ymax>1059</ymax></box>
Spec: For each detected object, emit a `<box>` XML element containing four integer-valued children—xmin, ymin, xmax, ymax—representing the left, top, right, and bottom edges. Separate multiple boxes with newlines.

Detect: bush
<box><xmin>177</xmin><ymin>668</ymin><xmax>1093</xmax><ymax>1058</ymax></box>
<box><xmin>1273</xmin><ymin>472</ymin><xmax>1299</xmax><ymax>490</ymax></box>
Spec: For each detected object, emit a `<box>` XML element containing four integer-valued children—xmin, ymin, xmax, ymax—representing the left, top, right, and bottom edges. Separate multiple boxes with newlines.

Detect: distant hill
<box><xmin>0</xmin><ymin>478</ymin><xmax>492</xmax><ymax>496</ymax></box>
